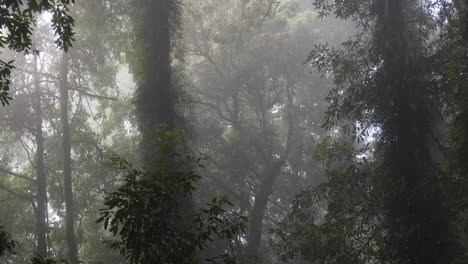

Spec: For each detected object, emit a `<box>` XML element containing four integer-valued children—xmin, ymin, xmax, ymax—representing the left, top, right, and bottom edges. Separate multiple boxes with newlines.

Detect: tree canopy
<box><xmin>0</xmin><ymin>0</ymin><xmax>75</xmax><ymax>105</ymax></box>
<box><xmin>1</xmin><ymin>0</ymin><xmax>468</xmax><ymax>264</ymax></box>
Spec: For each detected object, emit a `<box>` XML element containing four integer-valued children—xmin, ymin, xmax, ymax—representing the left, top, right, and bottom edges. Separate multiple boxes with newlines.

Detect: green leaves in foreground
<box><xmin>98</xmin><ymin>128</ymin><xmax>247</xmax><ymax>264</ymax></box>
<box><xmin>0</xmin><ymin>225</ymin><xmax>15</xmax><ymax>257</ymax></box>
<box><xmin>30</xmin><ymin>255</ymin><xmax>70</xmax><ymax>264</ymax></box>
<box><xmin>0</xmin><ymin>61</ymin><xmax>14</xmax><ymax>106</ymax></box>
<box><xmin>0</xmin><ymin>0</ymin><xmax>76</xmax><ymax>105</ymax></box>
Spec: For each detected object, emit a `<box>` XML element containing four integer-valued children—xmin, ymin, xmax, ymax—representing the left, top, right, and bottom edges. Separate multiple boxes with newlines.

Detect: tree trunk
<box><xmin>455</xmin><ymin>0</ymin><xmax>468</xmax><ymax>40</ymax></box>
<box><xmin>136</xmin><ymin>0</ymin><xmax>174</xmax><ymax>166</ymax></box>
<box><xmin>376</xmin><ymin>0</ymin><xmax>455</xmax><ymax>263</ymax></box>
<box><xmin>455</xmin><ymin>0</ymin><xmax>468</xmax><ymax>14</ymax></box>
<box><xmin>245</xmin><ymin>159</ymin><xmax>285</xmax><ymax>261</ymax></box>
<box><xmin>33</xmin><ymin>55</ymin><xmax>48</xmax><ymax>259</ymax></box>
<box><xmin>59</xmin><ymin>53</ymin><xmax>79</xmax><ymax>264</ymax></box>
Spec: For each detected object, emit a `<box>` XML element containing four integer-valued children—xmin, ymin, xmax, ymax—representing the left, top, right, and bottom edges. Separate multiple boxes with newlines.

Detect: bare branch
<box><xmin>15</xmin><ymin>67</ymin><xmax>59</xmax><ymax>80</ymax></box>
<box><xmin>70</xmin><ymin>87</ymin><xmax>118</xmax><ymax>101</ymax></box>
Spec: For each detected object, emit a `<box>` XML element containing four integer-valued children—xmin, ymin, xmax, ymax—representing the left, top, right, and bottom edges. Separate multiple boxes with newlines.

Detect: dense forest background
<box><xmin>0</xmin><ymin>0</ymin><xmax>468</xmax><ymax>263</ymax></box>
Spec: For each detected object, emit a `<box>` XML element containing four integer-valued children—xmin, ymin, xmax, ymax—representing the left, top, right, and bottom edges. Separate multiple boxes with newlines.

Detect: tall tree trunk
<box><xmin>33</xmin><ymin>55</ymin><xmax>48</xmax><ymax>259</ymax></box>
<box><xmin>376</xmin><ymin>0</ymin><xmax>455</xmax><ymax>263</ymax></box>
<box><xmin>59</xmin><ymin>53</ymin><xmax>79</xmax><ymax>264</ymax></box>
<box><xmin>136</xmin><ymin>0</ymin><xmax>174</xmax><ymax>166</ymax></box>
<box><xmin>245</xmin><ymin>159</ymin><xmax>285</xmax><ymax>261</ymax></box>
<box><xmin>243</xmin><ymin>80</ymin><xmax>294</xmax><ymax>262</ymax></box>
<box><xmin>453</xmin><ymin>0</ymin><xmax>468</xmax><ymax>176</ymax></box>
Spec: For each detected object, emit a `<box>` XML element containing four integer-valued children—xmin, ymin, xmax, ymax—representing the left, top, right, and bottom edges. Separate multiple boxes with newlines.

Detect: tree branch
<box><xmin>0</xmin><ymin>183</ymin><xmax>34</xmax><ymax>202</ymax></box>
<box><xmin>0</xmin><ymin>168</ymin><xmax>34</xmax><ymax>183</ymax></box>
<box><xmin>15</xmin><ymin>67</ymin><xmax>59</xmax><ymax>80</ymax></box>
<box><xmin>70</xmin><ymin>87</ymin><xmax>118</xmax><ymax>101</ymax></box>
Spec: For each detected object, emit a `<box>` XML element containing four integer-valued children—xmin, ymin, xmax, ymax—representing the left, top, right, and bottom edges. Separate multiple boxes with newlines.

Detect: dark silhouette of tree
<box><xmin>98</xmin><ymin>128</ymin><xmax>247</xmax><ymax>264</ymax></box>
<box><xmin>0</xmin><ymin>226</ymin><xmax>14</xmax><ymax>257</ymax></box>
<box><xmin>274</xmin><ymin>1</ymin><xmax>466</xmax><ymax>263</ymax></box>
<box><xmin>130</xmin><ymin>0</ymin><xmax>182</xmax><ymax>165</ymax></box>
<box><xmin>33</xmin><ymin>54</ymin><xmax>48</xmax><ymax>259</ymax></box>
<box><xmin>59</xmin><ymin>53</ymin><xmax>79</xmax><ymax>264</ymax></box>
<box><xmin>372</xmin><ymin>1</ymin><xmax>454</xmax><ymax>263</ymax></box>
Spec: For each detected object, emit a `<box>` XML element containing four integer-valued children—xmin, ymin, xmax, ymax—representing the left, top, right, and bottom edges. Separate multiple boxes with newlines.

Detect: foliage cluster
<box><xmin>2</xmin><ymin>1</ymin><xmax>468</xmax><ymax>264</ymax></box>
<box><xmin>0</xmin><ymin>0</ymin><xmax>75</xmax><ymax>105</ymax></box>
<box><xmin>272</xmin><ymin>1</ymin><xmax>468</xmax><ymax>264</ymax></box>
<box><xmin>271</xmin><ymin>137</ymin><xmax>384</xmax><ymax>263</ymax></box>
<box><xmin>0</xmin><ymin>225</ymin><xmax>15</xmax><ymax>257</ymax></box>
<box><xmin>98</xmin><ymin>128</ymin><xmax>248</xmax><ymax>264</ymax></box>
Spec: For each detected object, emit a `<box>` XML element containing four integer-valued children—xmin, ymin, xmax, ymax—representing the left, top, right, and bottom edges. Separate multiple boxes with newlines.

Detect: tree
<box><xmin>0</xmin><ymin>1</ymin><xmax>126</xmax><ymax>262</ymax></box>
<box><xmin>129</xmin><ymin>0</ymin><xmax>183</xmax><ymax>165</ymax></box>
<box><xmin>32</xmin><ymin>54</ymin><xmax>48</xmax><ymax>259</ymax></box>
<box><xmin>58</xmin><ymin>52</ymin><xmax>79</xmax><ymax>264</ymax></box>
<box><xmin>455</xmin><ymin>0</ymin><xmax>468</xmax><ymax>18</ymax></box>
<box><xmin>0</xmin><ymin>0</ymin><xmax>75</xmax><ymax>105</ymax></box>
<box><xmin>272</xmin><ymin>136</ymin><xmax>383</xmax><ymax>264</ymax></box>
<box><xmin>126</xmin><ymin>0</ymin><xmax>201</xmax><ymax>259</ymax></box>
<box><xmin>273</xmin><ymin>0</ymin><xmax>467</xmax><ymax>263</ymax></box>
<box><xmin>52</xmin><ymin>1</ymin><xmax>126</xmax><ymax>261</ymax></box>
<box><xmin>372</xmin><ymin>2</ymin><xmax>455</xmax><ymax>262</ymax></box>
<box><xmin>98</xmin><ymin>128</ymin><xmax>248</xmax><ymax>264</ymax></box>
<box><xmin>184</xmin><ymin>1</ymin><xmax>349</xmax><ymax>261</ymax></box>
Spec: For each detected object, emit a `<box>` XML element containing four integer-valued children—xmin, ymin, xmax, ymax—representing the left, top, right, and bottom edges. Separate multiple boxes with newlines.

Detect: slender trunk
<box><xmin>245</xmin><ymin>159</ymin><xmax>285</xmax><ymax>261</ymax></box>
<box><xmin>59</xmin><ymin>53</ymin><xmax>79</xmax><ymax>264</ymax></box>
<box><xmin>33</xmin><ymin>55</ymin><xmax>48</xmax><ymax>259</ymax></box>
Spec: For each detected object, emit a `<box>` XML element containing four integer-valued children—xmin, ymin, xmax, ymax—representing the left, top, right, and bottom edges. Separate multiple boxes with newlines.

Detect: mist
<box><xmin>0</xmin><ymin>0</ymin><xmax>467</xmax><ymax>264</ymax></box>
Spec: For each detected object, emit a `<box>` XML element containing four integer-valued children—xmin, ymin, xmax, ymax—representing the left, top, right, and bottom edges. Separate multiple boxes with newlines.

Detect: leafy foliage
<box><xmin>98</xmin><ymin>128</ymin><xmax>247</xmax><ymax>264</ymax></box>
<box><xmin>30</xmin><ymin>255</ymin><xmax>69</xmax><ymax>264</ymax></box>
<box><xmin>0</xmin><ymin>0</ymin><xmax>75</xmax><ymax>105</ymax></box>
<box><xmin>184</xmin><ymin>1</ymin><xmax>350</xmax><ymax>259</ymax></box>
<box><xmin>0</xmin><ymin>225</ymin><xmax>15</xmax><ymax>257</ymax></box>
<box><xmin>271</xmin><ymin>137</ymin><xmax>385</xmax><ymax>264</ymax></box>
<box><xmin>274</xmin><ymin>1</ymin><xmax>468</xmax><ymax>263</ymax></box>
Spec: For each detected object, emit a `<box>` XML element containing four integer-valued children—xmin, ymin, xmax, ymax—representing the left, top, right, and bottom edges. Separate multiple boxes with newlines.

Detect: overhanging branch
<box><xmin>0</xmin><ymin>168</ymin><xmax>34</xmax><ymax>183</ymax></box>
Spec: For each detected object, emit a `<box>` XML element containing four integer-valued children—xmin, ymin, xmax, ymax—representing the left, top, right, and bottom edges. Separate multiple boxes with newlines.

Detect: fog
<box><xmin>0</xmin><ymin>0</ymin><xmax>467</xmax><ymax>264</ymax></box>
